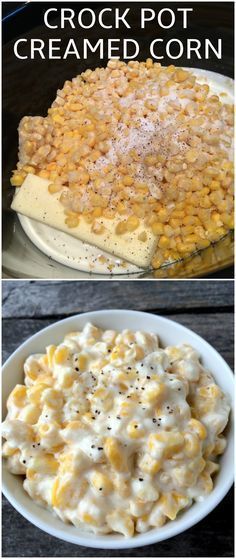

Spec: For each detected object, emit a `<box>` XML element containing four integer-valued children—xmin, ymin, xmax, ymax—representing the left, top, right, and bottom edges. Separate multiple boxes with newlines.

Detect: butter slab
<box><xmin>11</xmin><ymin>174</ymin><xmax>158</xmax><ymax>268</ymax></box>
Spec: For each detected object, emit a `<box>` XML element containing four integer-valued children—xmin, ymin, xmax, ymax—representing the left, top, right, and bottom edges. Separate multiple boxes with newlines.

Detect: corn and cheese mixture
<box><xmin>2</xmin><ymin>323</ymin><xmax>230</xmax><ymax>537</ymax></box>
<box><xmin>11</xmin><ymin>60</ymin><xmax>234</xmax><ymax>269</ymax></box>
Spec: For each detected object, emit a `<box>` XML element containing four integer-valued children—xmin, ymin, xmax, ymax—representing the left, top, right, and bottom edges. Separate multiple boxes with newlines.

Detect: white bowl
<box><xmin>2</xmin><ymin>310</ymin><xmax>234</xmax><ymax>549</ymax></box>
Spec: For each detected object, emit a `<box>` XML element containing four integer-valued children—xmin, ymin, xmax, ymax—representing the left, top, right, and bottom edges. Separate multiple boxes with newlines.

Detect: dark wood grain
<box><xmin>2</xmin><ymin>280</ymin><xmax>234</xmax><ymax>317</ymax></box>
<box><xmin>2</xmin><ymin>279</ymin><xmax>234</xmax><ymax>557</ymax></box>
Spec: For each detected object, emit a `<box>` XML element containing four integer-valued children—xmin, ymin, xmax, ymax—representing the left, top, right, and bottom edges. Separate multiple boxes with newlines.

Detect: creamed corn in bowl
<box><xmin>2</xmin><ymin>323</ymin><xmax>230</xmax><ymax>537</ymax></box>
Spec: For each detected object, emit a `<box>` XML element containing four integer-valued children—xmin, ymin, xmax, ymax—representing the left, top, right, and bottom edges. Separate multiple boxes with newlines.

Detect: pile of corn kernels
<box><xmin>11</xmin><ymin>59</ymin><xmax>234</xmax><ymax>269</ymax></box>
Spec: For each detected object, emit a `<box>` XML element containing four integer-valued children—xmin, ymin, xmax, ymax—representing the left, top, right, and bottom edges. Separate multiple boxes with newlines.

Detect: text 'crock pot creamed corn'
<box><xmin>11</xmin><ymin>60</ymin><xmax>234</xmax><ymax>269</ymax></box>
<box><xmin>2</xmin><ymin>323</ymin><xmax>230</xmax><ymax>537</ymax></box>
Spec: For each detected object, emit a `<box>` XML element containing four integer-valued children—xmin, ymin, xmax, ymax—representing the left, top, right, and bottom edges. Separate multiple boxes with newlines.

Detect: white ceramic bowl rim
<box><xmin>2</xmin><ymin>310</ymin><xmax>234</xmax><ymax>549</ymax></box>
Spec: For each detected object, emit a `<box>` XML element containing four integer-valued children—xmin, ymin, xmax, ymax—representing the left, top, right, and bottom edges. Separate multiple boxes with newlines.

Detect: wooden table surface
<box><xmin>2</xmin><ymin>280</ymin><xmax>234</xmax><ymax>557</ymax></box>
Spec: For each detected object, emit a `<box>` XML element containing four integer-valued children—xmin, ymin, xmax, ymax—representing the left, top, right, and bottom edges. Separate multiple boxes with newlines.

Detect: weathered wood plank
<box><xmin>2</xmin><ymin>280</ymin><xmax>234</xmax><ymax>317</ymax></box>
<box><xmin>2</xmin><ymin>313</ymin><xmax>233</xmax><ymax>370</ymax></box>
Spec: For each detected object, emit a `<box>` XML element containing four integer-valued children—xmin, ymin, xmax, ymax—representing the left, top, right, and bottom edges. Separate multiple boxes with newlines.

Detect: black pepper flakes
<box><xmin>139</xmin><ymin>478</ymin><xmax>144</xmax><ymax>482</ymax></box>
<box><xmin>146</xmin><ymin>376</ymin><xmax>150</xmax><ymax>380</ymax></box>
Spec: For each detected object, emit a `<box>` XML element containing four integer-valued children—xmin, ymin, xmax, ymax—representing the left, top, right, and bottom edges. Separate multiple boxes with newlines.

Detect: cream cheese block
<box><xmin>11</xmin><ymin>174</ymin><xmax>157</xmax><ymax>268</ymax></box>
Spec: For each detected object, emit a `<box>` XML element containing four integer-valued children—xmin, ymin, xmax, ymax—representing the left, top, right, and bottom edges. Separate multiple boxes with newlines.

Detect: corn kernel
<box><xmin>139</xmin><ymin>453</ymin><xmax>161</xmax><ymax>475</ymax></box>
<box><xmin>188</xmin><ymin>418</ymin><xmax>207</xmax><ymax>440</ymax></box>
<box><xmin>104</xmin><ymin>437</ymin><xmax>127</xmax><ymax>472</ymax></box>
<box><xmin>138</xmin><ymin>231</ymin><xmax>147</xmax><ymax>242</ymax></box>
<box><xmin>175</xmin><ymin>69</ymin><xmax>189</xmax><ymax>82</ymax></box>
<box><xmin>115</xmin><ymin>221</ymin><xmax>127</xmax><ymax>235</ymax></box>
<box><xmin>48</xmin><ymin>183</ymin><xmax>62</xmax><ymax>194</ymax></box>
<box><xmin>26</xmin><ymin>468</ymin><xmax>37</xmax><ymax>480</ymax></box>
<box><xmin>123</xmin><ymin>175</ymin><xmax>134</xmax><ymax>186</ymax></box>
<box><xmin>10</xmin><ymin>174</ymin><xmax>24</xmax><ymax>187</ymax></box>
<box><xmin>142</xmin><ymin>382</ymin><xmax>166</xmax><ymax>404</ymax></box>
<box><xmin>186</xmin><ymin>149</ymin><xmax>198</xmax><ymax>163</ymax></box>
<box><xmin>184</xmin><ymin>433</ymin><xmax>201</xmax><ymax>458</ymax></box>
<box><xmin>65</xmin><ymin>216</ymin><xmax>79</xmax><ymax>228</ymax></box>
<box><xmin>145</xmin><ymin>154</ymin><xmax>157</xmax><ymax>165</ymax></box>
<box><xmin>91</xmin><ymin>221</ymin><xmax>105</xmax><ymax>234</ymax></box>
<box><xmin>158</xmin><ymin>235</ymin><xmax>170</xmax><ymax>249</ymax></box>
<box><xmin>31</xmin><ymin>455</ymin><xmax>59</xmax><ymax>474</ymax></box>
<box><xmin>41</xmin><ymin>388</ymin><xmax>63</xmax><ymax>409</ymax></box>
<box><xmin>127</xmin><ymin>420</ymin><xmax>145</xmax><ymax>439</ymax></box>
<box><xmin>54</xmin><ymin>346</ymin><xmax>69</xmax><ymax>365</ymax></box>
<box><xmin>27</xmin><ymin>383</ymin><xmax>48</xmax><ymax>405</ymax></box>
<box><xmin>2</xmin><ymin>442</ymin><xmax>18</xmax><ymax>457</ymax></box>
<box><xmin>106</xmin><ymin>510</ymin><xmax>134</xmax><ymax>537</ymax></box>
<box><xmin>52</xmin><ymin>114</ymin><xmax>64</xmax><ymax>124</ymax></box>
<box><xmin>19</xmin><ymin>404</ymin><xmax>41</xmax><ymax>424</ymax></box>
<box><xmin>151</xmin><ymin>222</ymin><xmax>164</xmax><ymax>235</ymax></box>
<box><xmin>148</xmin><ymin>431</ymin><xmax>184</xmax><ymax>457</ymax></box>
<box><xmin>8</xmin><ymin>385</ymin><xmax>27</xmax><ymax>407</ymax></box>
<box><xmin>82</xmin><ymin>513</ymin><xmax>98</xmax><ymax>526</ymax></box>
<box><xmin>126</xmin><ymin>215</ymin><xmax>139</xmax><ymax>232</ymax></box>
<box><xmin>91</xmin><ymin>471</ymin><xmax>113</xmax><ymax>494</ymax></box>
